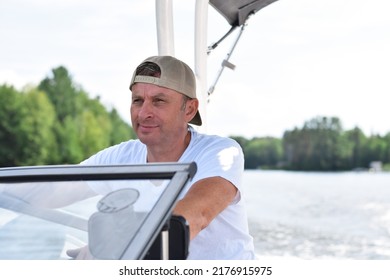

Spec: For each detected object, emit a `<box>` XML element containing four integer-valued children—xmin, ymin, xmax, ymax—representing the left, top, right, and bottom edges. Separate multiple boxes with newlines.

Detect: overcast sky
<box><xmin>1</xmin><ymin>0</ymin><xmax>389</xmax><ymax>139</ymax></box>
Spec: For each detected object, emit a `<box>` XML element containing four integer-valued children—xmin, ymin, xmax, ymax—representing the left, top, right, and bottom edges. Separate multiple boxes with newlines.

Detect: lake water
<box><xmin>1</xmin><ymin>170</ymin><xmax>389</xmax><ymax>259</ymax></box>
<box><xmin>243</xmin><ymin>170</ymin><xmax>390</xmax><ymax>259</ymax></box>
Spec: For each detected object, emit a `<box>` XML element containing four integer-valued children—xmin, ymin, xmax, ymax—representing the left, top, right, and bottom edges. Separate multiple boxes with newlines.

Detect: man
<box><xmin>76</xmin><ymin>55</ymin><xmax>255</xmax><ymax>259</ymax></box>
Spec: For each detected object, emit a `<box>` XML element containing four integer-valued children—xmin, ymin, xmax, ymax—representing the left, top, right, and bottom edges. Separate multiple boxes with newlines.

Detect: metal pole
<box><xmin>156</xmin><ymin>0</ymin><xmax>175</xmax><ymax>55</ymax></box>
<box><xmin>208</xmin><ymin>22</ymin><xmax>248</xmax><ymax>96</ymax></box>
<box><xmin>194</xmin><ymin>0</ymin><xmax>209</xmax><ymax>133</ymax></box>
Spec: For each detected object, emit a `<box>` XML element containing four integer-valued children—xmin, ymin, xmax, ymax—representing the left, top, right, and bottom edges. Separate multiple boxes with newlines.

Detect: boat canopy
<box><xmin>154</xmin><ymin>0</ymin><xmax>280</xmax><ymax>127</ymax></box>
<box><xmin>209</xmin><ymin>0</ymin><xmax>279</xmax><ymax>27</ymax></box>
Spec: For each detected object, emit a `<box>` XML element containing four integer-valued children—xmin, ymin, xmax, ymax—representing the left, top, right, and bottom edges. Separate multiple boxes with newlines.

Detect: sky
<box><xmin>1</xmin><ymin>0</ymin><xmax>389</xmax><ymax>139</ymax></box>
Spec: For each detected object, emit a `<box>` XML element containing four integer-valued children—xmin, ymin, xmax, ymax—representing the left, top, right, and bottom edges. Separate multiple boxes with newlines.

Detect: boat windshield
<box><xmin>0</xmin><ymin>163</ymin><xmax>196</xmax><ymax>260</ymax></box>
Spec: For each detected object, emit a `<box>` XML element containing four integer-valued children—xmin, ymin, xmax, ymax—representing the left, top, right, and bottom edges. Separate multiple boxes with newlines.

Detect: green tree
<box><xmin>283</xmin><ymin>116</ymin><xmax>352</xmax><ymax>170</ymax></box>
<box><xmin>19</xmin><ymin>87</ymin><xmax>58</xmax><ymax>165</ymax></box>
<box><xmin>363</xmin><ymin>134</ymin><xmax>388</xmax><ymax>166</ymax></box>
<box><xmin>0</xmin><ymin>85</ymin><xmax>59</xmax><ymax>166</ymax></box>
<box><xmin>243</xmin><ymin>137</ymin><xmax>283</xmax><ymax>169</ymax></box>
<box><xmin>78</xmin><ymin>110</ymin><xmax>111</xmax><ymax>159</ymax></box>
<box><xmin>109</xmin><ymin>109</ymin><xmax>135</xmax><ymax>145</ymax></box>
<box><xmin>0</xmin><ymin>85</ymin><xmax>26</xmax><ymax>166</ymax></box>
<box><xmin>384</xmin><ymin>133</ymin><xmax>390</xmax><ymax>164</ymax></box>
<box><xmin>58</xmin><ymin>116</ymin><xmax>84</xmax><ymax>163</ymax></box>
<box><xmin>37</xmin><ymin>66</ymin><xmax>136</xmax><ymax>164</ymax></box>
<box><xmin>38</xmin><ymin>66</ymin><xmax>82</xmax><ymax>122</ymax></box>
<box><xmin>345</xmin><ymin>127</ymin><xmax>367</xmax><ymax>168</ymax></box>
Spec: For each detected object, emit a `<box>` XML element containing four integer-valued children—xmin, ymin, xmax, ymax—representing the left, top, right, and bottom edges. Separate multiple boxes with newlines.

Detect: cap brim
<box><xmin>189</xmin><ymin>110</ymin><xmax>202</xmax><ymax>126</ymax></box>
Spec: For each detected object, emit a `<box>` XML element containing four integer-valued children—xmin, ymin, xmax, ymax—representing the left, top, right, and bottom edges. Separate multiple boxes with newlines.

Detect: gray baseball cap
<box><xmin>129</xmin><ymin>55</ymin><xmax>202</xmax><ymax>126</ymax></box>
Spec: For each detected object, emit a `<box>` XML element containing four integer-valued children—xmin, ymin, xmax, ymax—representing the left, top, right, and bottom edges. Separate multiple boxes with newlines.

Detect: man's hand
<box><xmin>66</xmin><ymin>246</ymin><xmax>95</xmax><ymax>260</ymax></box>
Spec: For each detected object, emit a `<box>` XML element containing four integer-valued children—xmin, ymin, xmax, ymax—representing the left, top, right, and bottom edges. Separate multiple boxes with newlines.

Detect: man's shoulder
<box><xmin>102</xmin><ymin>139</ymin><xmax>143</xmax><ymax>152</ymax></box>
<box><xmin>188</xmin><ymin>129</ymin><xmax>244</xmax><ymax>162</ymax></box>
<box><xmin>192</xmin><ymin>129</ymin><xmax>241</xmax><ymax>148</ymax></box>
<box><xmin>82</xmin><ymin>139</ymin><xmax>145</xmax><ymax>164</ymax></box>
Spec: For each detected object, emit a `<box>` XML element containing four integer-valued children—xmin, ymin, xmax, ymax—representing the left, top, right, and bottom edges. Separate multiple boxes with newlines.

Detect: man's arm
<box><xmin>173</xmin><ymin>176</ymin><xmax>237</xmax><ymax>240</ymax></box>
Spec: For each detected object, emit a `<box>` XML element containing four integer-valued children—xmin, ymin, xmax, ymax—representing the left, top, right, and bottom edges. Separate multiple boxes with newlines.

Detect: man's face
<box><xmin>130</xmin><ymin>83</ymin><xmax>196</xmax><ymax>147</ymax></box>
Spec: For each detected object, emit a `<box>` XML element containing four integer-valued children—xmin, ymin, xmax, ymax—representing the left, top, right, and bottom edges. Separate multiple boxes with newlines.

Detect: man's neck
<box><xmin>146</xmin><ymin>130</ymin><xmax>191</xmax><ymax>162</ymax></box>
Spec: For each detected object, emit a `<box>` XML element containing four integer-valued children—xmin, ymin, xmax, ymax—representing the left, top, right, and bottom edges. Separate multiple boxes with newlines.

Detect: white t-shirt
<box><xmin>81</xmin><ymin>126</ymin><xmax>255</xmax><ymax>260</ymax></box>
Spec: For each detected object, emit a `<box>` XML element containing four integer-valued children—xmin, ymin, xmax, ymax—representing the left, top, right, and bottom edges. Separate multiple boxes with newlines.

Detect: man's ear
<box><xmin>185</xmin><ymin>99</ymin><xmax>198</xmax><ymax>122</ymax></box>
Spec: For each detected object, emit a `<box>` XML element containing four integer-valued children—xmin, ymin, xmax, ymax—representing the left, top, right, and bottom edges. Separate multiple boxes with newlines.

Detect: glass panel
<box><xmin>0</xmin><ymin>178</ymin><xmax>169</xmax><ymax>260</ymax></box>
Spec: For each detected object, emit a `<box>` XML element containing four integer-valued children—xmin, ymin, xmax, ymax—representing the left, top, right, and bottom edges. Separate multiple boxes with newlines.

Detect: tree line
<box><xmin>232</xmin><ymin>116</ymin><xmax>390</xmax><ymax>171</ymax></box>
<box><xmin>0</xmin><ymin>66</ymin><xmax>135</xmax><ymax>167</ymax></box>
<box><xmin>1</xmin><ymin>66</ymin><xmax>389</xmax><ymax>171</ymax></box>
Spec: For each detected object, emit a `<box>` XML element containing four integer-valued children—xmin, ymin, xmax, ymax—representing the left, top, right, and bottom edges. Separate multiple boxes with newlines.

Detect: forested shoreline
<box><xmin>0</xmin><ymin>66</ymin><xmax>135</xmax><ymax>167</ymax></box>
<box><xmin>232</xmin><ymin>116</ymin><xmax>390</xmax><ymax>171</ymax></box>
<box><xmin>1</xmin><ymin>66</ymin><xmax>389</xmax><ymax>171</ymax></box>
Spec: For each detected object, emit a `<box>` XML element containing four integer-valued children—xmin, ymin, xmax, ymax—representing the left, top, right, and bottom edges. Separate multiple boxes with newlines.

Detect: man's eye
<box><xmin>154</xmin><ymin>98</ymin><xmax>165</xmax><ymax>103</ymax></box>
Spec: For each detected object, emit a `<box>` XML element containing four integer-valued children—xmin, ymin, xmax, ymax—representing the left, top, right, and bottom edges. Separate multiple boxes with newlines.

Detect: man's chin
<box><xmin>137</xmin><ymin>134</ymin><xmax>160</xmax><ymax>146</ymax></box>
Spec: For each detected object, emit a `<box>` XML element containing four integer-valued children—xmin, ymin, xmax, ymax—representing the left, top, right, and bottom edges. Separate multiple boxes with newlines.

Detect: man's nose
<box><xmin>137</xmin><ymin>101</ymin><xmax>153</xmax><ymax>119</ymax></box>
